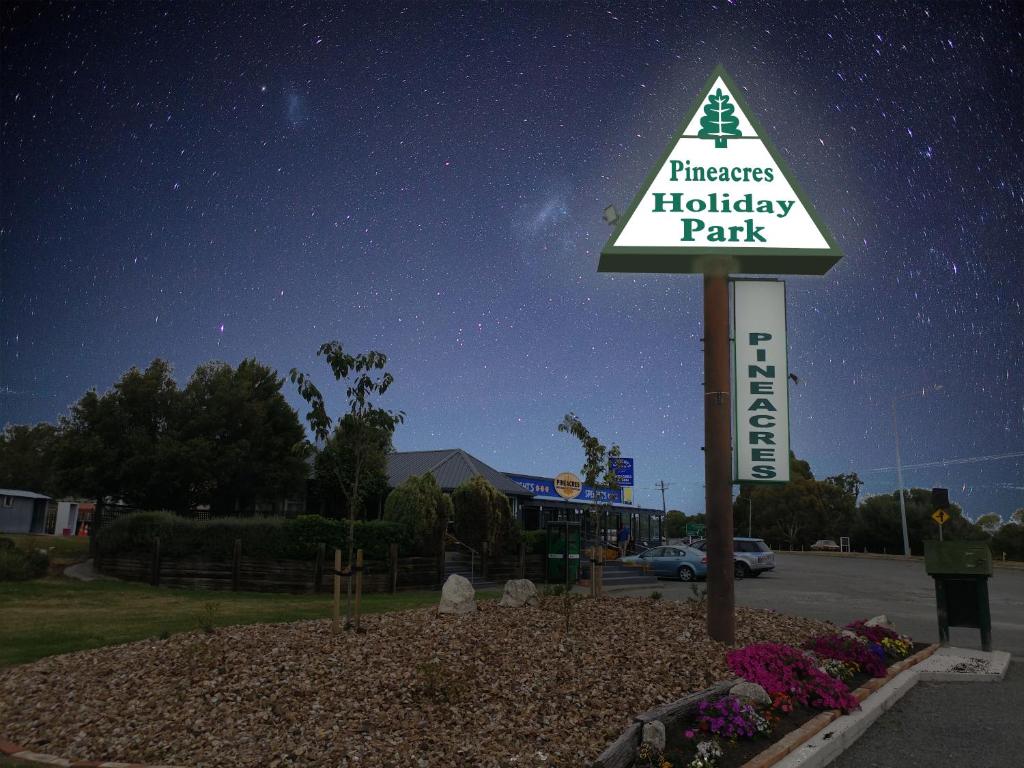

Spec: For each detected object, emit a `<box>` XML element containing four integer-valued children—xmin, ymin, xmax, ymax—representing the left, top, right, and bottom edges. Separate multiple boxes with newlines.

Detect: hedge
<box><xmin>97</xmin><ymin>513</ymin><xmax>413</xmax><ymax>562</ymax></box>
<box><xmin>0</xmin><ymin>538</ymin><xmax>49</xmax><ymax>581</ymax></box>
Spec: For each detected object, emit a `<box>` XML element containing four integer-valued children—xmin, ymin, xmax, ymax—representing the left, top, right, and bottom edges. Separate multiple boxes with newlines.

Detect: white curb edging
<box><xmin>771</xmin><ymin>647</ymin><xmax>1012</xmax><ymax>768</ymax></box>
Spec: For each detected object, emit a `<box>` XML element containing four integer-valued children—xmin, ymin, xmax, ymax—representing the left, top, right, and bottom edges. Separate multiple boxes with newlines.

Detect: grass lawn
<box><xmin>0</xmin><ymin>576</ymin><xmax>491</xmax><ymax>668</ymax></box>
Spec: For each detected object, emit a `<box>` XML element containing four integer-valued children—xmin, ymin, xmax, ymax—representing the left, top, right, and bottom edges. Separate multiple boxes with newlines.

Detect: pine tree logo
<box><xmin>698</xmin><ymin>88</ymin><xmax>742</xmax><ymax>148</ymax></box>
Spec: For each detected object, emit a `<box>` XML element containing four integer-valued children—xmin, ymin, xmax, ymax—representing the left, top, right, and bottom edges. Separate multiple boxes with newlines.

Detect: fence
<box><xmin>96</xmin><ymin>539</ymin><xmax>544</xmax><ymax>594</ymax></box>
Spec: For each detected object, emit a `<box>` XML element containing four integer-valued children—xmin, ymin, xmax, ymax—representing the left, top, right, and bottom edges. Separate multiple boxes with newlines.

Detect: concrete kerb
<box><xmin>768</xmin><ymin>646</ymin><xmax>1011</xmax><ymax>768</ymax></box>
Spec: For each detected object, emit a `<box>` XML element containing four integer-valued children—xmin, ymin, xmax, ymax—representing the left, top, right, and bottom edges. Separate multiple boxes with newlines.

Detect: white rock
<box><xmin>641</xmin><ymin>720</ymin><xmax>666</xmax><ymax>752</ymax></box>
<box><xmin>438</xmin><ymin>573</ymin><xmax>477</xmax><ymax>615</ymax></box>
<box><xmin>499</xmin><ymin>579</ymin><xmax>539</xmax><ymax>608</ymax></box>
<box><xmin>728</xmin><ymin>681</ymin><xmax>772</xmax><ymax>706</ymax></box>
<box><xmin>865</xmin><ymin>614</ymin><xmax>895</xmax><ymax>630</ymax></box>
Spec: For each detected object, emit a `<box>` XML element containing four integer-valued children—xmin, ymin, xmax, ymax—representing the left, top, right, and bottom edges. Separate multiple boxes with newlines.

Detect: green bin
<box><xmin>924</xmin><ymin>541</ymin><xmax>993</xmax><ymax>651</ymax></box>
<box><xmin>546</xmin><ymin>521</ymin><xmax>581</xmax><ymax>587</ymax></box>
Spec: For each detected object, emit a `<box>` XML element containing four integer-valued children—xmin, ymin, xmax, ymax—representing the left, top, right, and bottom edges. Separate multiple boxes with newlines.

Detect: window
<box><xmin>2</xmin><ymin>496</ymin><xmax>12</xmax><ymax>508</ymax></box>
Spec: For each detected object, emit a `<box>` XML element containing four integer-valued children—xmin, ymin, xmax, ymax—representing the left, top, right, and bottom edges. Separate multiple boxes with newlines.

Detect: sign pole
<box><xmin>704</xmin><ymin>272</ymin><xmax>735</xmax><ymax>644</ymax></box>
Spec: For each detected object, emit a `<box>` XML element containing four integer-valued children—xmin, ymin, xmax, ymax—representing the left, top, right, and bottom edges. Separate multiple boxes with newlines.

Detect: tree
<box><xmin>313</xmin><ymin>422</ymin><xmax>392</xmax><ymax>520</ymax></box>
<box><xmin>383</xmin><ymin>473</ymin><xmax>451</xmax><ymax>556</ymax></box>
<box><xmin>698</xmin><ymin>88</ymin><xmax>741</xmax><ymax>148</ymax></box>
<box><xmin>975</xmin><ymin>513</ymin><xmax>1002</xmax><ymax>534</ymax></box>
<box><xmin>665</xmin><ymin>510</ymin><xmax>686</xmax><ymax>539</ymax></box>
<box><xmin>55</xmin><ymin>359</ymin><xmax>186</xmax><ymax>511</ymax></box>
<box><xmin>1011</xmin><ymin>508</ymin><xmax>1024</xmax><ymax>525</ymax></box>
<box><xmin>853</xmin><ymin>488</ymin><xmax>983</xmax><ymax>556</ymax></box>
<box><xmin>182</xmin><ymin>359</ymin><xmax>307</xmax><ymax>515</ymax></box>
<box><xmin>0</xmin><ymin>423</ymin><xmax>59</xmax><ymax>494</ymax></box>
<box><xmin>733</xmin><ymin>453</ymin><xmax>834</xmax><ymax>548</ymax></box>
<box><xmin>290</xmin><ymin>341</ymin><xmax>403</xmax><ymax>626</ymax></box>
<box><xmin>991</xmin><ymin>522</ymin><xmax>1024</xmax><ymax>563</ymax></box>
<box><xmin>451</xmin><ymin>476</ymin><xmax>513</xmax><ymax>555</ymax></box>
<box><xmin>557</xmin><ymin>412</ymin><xmax>621</xmax><ymax>554</ymax></box>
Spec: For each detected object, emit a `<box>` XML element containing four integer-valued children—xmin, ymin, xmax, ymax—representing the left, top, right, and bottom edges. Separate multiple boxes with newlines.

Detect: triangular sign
<box><xmin>600</xmin><ymin>66</ymin><xmax>843</xmax><ymax>275</ymax></box>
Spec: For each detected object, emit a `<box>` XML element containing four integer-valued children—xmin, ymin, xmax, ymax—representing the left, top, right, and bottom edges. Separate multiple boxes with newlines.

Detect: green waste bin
<box><xmin>923</xmin><ymin>541</ymin><xmax>993</xmax><ymax>651</ymax></box>
<box><xmin>546</xmin><ymin>521</ymin><xmax>580</xmax><ymax>587</ymax></box>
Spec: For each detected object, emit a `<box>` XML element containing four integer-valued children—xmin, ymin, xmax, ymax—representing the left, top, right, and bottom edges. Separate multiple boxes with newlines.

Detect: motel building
<box><xmin>385</xmin><ymin>449</ymin><xmax>666</xmax><ymax>552</ymax></box>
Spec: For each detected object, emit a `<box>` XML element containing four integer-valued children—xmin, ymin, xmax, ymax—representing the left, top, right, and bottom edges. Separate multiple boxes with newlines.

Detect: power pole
<box><xmin>655</xmin><ymin>480</ymin><xmax>670</xmax><ymax>514</ymax></box>
<box><xmin>655</xmin><ymin>480</ymin><xmax>670</xmax><ymax>544</ymax></box>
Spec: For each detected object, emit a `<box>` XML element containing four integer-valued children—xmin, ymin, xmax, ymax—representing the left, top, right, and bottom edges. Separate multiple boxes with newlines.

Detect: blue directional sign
<box><xmin>610</xmin><ymin>457</ymin><xmax>634</xmax><ymax>487</ymax></box>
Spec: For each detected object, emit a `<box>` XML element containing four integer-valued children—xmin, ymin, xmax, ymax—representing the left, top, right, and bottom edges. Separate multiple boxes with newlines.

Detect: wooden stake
<box><xmin>332</xmin><ymin>548</ymin><xmax>341</xmax><ymax>635</ymax></box>
<box><xmin>354</xmin><ymin>548</ymin><xmax>364</xmax><ymax>631</ymax></box>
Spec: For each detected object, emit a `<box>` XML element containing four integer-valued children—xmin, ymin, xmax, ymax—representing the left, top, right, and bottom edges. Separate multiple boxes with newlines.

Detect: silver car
<box><xmin>691</xmin><ymin>537</ymin><xmax>775</xmax><ymax>578</ymax></box>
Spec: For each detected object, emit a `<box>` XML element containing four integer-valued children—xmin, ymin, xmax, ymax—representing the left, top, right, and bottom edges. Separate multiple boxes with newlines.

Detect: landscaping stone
<box><xmin>498</xmin><ymin>579</ymin><xmax>538</xmax><ymax>608</ymax></box>
<box><xmin>641</xmin><ymin>720</ymin><xmax>666</xmax><ymax>752</ymax></box>
<box><xmin>729</xmin><ymin>680</ymin><xmax>772</xmax><ymax>706</ymax></box>
<box><xmin>438</xmin><ymin>573</ymin><xmax>476</xmax><ymax>615</ymax></box>
<box><xmin>864</xmin><ymin>614</ymin><xmax>895</xmax><ymax>630</ymax></box>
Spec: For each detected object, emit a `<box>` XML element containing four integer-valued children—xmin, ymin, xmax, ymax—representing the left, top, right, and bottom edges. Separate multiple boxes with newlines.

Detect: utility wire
<box><xmin>862</xmin><ymin>450</ymin><xmax>1024</xmax><ymax>474</ymax></box>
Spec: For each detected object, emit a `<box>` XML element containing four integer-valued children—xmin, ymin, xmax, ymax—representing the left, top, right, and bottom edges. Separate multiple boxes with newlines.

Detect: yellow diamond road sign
<box><xmin>932</xmin><ymin>509</ymin><xmax>950</xmax><ymax>525</ymax></box>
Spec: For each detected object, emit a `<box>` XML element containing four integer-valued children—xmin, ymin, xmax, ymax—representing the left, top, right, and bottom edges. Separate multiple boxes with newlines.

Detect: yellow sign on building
<box><xmin>554</xmin><ymin>472</ymin><xmax>582</xmax><ymax>500</ymax></box>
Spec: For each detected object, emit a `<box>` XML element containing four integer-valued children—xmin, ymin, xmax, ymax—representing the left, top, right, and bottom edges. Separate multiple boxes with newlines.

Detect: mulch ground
<box><xmin>0</xmin><ymin>596</ymin><xmax>833</xmax><ymax>767</ymax></box>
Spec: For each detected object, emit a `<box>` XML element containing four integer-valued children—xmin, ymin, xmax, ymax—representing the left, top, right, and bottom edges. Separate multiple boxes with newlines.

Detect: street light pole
<box><xmin>890</xmin><ymin>384</ymin><xmax>943</xmax><ymax>558</ymax></box>
<box><xmin>891</xmin><ymin>399</ymin><xmax>911</xmax><ymax>557</ymax></box>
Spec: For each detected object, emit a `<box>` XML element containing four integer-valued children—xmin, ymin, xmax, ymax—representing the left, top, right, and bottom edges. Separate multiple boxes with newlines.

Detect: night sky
<box><xmin>2</xmin><ymin>2</ymin><xmax>1022</xmax><ymax>521</ymax></box>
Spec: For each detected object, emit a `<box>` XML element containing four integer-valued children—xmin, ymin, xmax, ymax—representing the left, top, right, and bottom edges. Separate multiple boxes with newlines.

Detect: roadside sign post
<box><xmin>932</xmin><ymin>508</ymin><xmax>950</xmax><ymax>541</ymax></box>
<box><xmin>599</xmin><ymin>65</ymin><xmax>842</xmax><ymax>643</ymax></box>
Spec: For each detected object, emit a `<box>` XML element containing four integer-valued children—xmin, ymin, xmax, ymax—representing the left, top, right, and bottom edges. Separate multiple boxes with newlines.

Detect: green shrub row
<box><xmin>96</xmin><ymin>513</ymin><xmax>412</xmax><ymax>562</ymax></box>
<box><xmin>0</xmin><ymin>539</ymin><xmax>49</xmax><ymax>581</ymax></box>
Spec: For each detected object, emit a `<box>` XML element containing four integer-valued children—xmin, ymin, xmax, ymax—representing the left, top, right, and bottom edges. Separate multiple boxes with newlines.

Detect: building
<box><xmin>383</xmin><ymin>450</ymin><xmax>665</xmax><ymax>547</ymax></box>
<box><xmin>0</xmin><ymin>489</ymin><xmax>51</xmax><ymax>534</ymax></box>
<box><xmin>386</xmin><ymin>449</ymin><xmax>534</xmax><ymax>518</ymax></box>
<box><xmin>504</xmin><ymin>472</ymin><xmax>665</xmax><ymax>546</ymax></box>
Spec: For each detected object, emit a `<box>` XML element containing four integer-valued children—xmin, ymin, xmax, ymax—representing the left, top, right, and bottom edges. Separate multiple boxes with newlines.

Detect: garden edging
<box><xmin>0</xmin><ymin>737</ymin><xmax>185</xmax><ymax>768</ymax></box>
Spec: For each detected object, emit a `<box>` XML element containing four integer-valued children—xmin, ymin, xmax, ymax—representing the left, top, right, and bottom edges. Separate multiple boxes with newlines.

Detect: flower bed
<box><xmin>642</xmin><ymin>619</ymin><xmax>918</xmax><ymax>768</ymax></box>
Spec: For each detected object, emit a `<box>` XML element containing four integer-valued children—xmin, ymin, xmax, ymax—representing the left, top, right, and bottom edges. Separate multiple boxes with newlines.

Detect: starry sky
<box><xmin>2</xmin><ymin>2</ymin><xmax>1022</xmax><ymax>521</ymax></box>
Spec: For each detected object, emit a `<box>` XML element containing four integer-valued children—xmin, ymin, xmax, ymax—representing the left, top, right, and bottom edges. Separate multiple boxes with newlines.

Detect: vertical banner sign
<box><xmin>733</xmin><ymin>280</ymin><xmax>790</xmax><ymax>483</ymax></box>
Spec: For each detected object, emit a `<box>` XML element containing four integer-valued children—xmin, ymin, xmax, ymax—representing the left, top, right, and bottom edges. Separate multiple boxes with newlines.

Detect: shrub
<box><xmin>383</xmin><ymin>474</ymin><xmax>451</xmax><ymax>555</ymax></box>
<box><xmin>452</xmin><ymin>476</ymin><xmax>514</xmax><ymax>554</ymax></box>
<box><xmin>844</xmin><ymin>620</ymin><xmax>912</xmax><ymax>661</ymax></box>
<box><xmin>97</xmin><ymin>513</ymin><xmax>410</xmax><ymax>562</ymax></box>
<box><xmin>726</xmin><ymin>643</ymin><xmax>859</xmax><ymax>713</ymax></box>
<box><xmin>688</xmin><ymin>695</ymin><xmax>772</xmax><ymax>740</ymax></box>
<box><xmin>0</xmin><ymin>546</ymin><xmax>49</xmax><ymax>581</ymax></box>
<box><xmin>522</xmin><ymin>529</ymin><xmax>546</xmax><ymax>554</ymax></box>
<box><xmin>804</xmin><ymin>633</ymin><xmax>888</xmax><ymax>678</ymax></box>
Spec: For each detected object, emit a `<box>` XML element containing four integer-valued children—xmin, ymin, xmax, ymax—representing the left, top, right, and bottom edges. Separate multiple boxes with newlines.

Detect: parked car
<box><xmin>690</xmin><ymin>537</ymin><xmax>775</xmax><ymax>578</ymax></box>
<box><xmin>620</xmin><ymin>545</ymin><xmax>708</xmax><ymax>582</ymax></box>
<box><xmin>811</xmin><ymin>539</ymin><xmax>841</xmax><ymax>552</ymax></box>
<box><xmin>733</xmin><ymin>537</ymin><xmax>775</xmax><ymax>577</ymax></box>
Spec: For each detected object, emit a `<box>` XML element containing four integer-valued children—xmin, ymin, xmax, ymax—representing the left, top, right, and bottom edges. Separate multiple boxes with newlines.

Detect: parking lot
<box><xmin>616</xmin><ymin>551</ymin><xmax>1024</xmax><ymax>658</ymax></box>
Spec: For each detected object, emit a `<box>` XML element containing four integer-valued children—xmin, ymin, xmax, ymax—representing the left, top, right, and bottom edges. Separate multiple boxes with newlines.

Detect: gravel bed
<box><xmin>0</xmin><ymin>596</ymin><xmax>833</xmax><ymax>767</ymax></box>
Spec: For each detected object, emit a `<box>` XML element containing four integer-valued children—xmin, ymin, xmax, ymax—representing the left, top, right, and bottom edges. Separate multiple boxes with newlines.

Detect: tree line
<box><xmin>0</xmin><ymin>358</ymin><xmax>308</xmax><ymax>515</ymax></box>
<box><xmin>662</xmin><ymin>453</ymin><xmax>1024</xmax><ymax>561</ymax></box>
<box><xmin>0</xmin><ymin>347</ymin><xmax>523</xmax><ymax>563</ymax></box>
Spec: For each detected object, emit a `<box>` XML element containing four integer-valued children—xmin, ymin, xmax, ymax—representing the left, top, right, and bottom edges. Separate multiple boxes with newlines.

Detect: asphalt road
<box><xmin>616</xmin><ymin>552</ymin><xmax>1024</xmax><ymax>658</ymax></box>
<box><xmin>829</xmin><ymin>660</ymin><xmax>1024</xmax><ymax>768</ymax></box>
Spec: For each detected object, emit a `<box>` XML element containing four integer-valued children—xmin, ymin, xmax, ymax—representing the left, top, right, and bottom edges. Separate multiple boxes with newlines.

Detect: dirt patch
<box><xmin>0</xmin><ymin>596</ymin><xmax>833</xmax><ymax>767</ymax></box>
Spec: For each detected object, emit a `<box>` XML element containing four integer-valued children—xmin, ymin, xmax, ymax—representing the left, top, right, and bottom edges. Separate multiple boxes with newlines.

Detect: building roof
<box><xmin>0</xmin><ymin>488</ymin><xmax>50</xmax><ymax>500</ymax></box>
<box><xmin>387</xmin><ymin>449</ymin><xmax>533</xmax><ymax>497</ymax></box>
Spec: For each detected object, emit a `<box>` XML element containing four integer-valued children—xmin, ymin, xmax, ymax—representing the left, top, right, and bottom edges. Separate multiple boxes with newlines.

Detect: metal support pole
<box><xmin>747</xmin><ymin>497</ymin><xmax>753</xmax><ymax>539</ymax></box>
<box><xmin>704</xmin><ymin>273</ymin><xmax>735</xmax><ymax>644</ymax></box>
<box><xmin>891</xmin><ymin>399</ymin><xmax>911</xmax><ymax>557</ymax></box>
